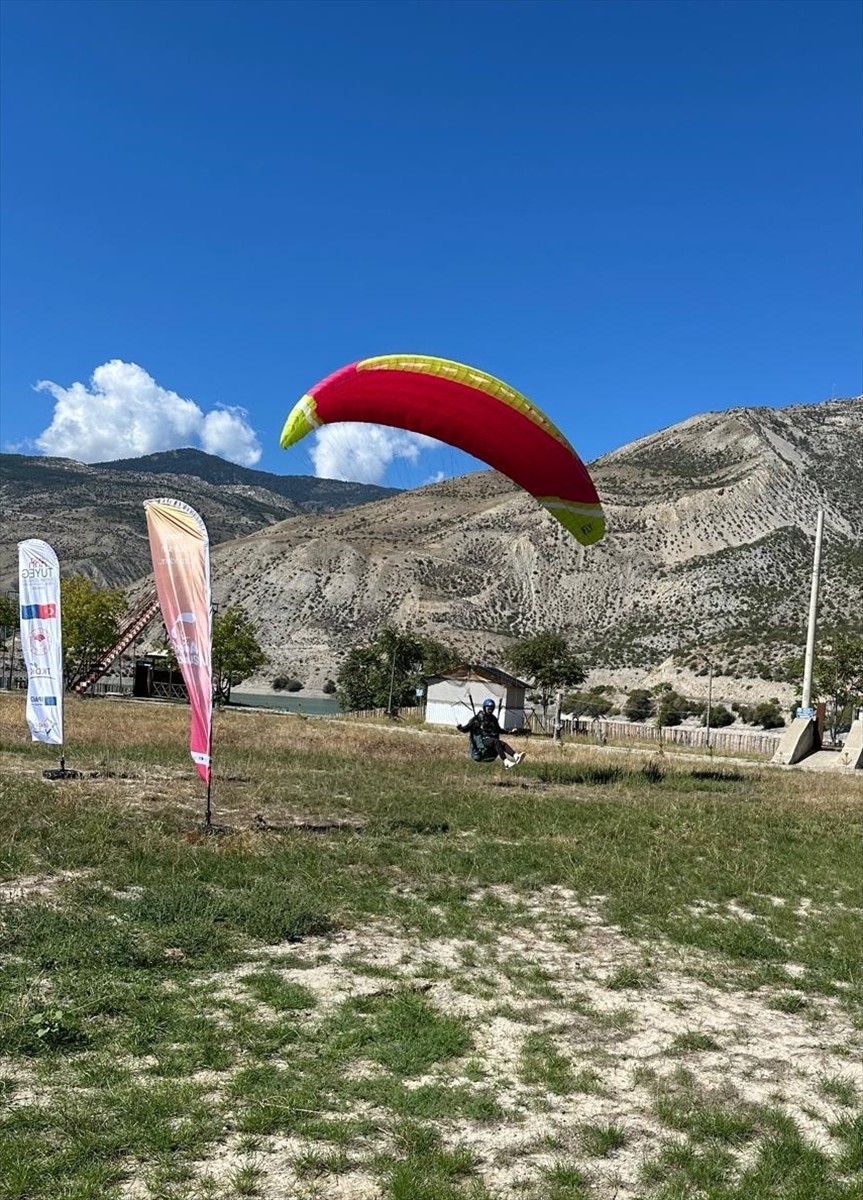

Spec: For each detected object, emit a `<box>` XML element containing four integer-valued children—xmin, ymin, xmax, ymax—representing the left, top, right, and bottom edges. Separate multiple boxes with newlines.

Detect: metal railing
<box><xmin>69</xmin><ymin>592</ymin><xmax>161</xmax><ymax>695</ymax></box>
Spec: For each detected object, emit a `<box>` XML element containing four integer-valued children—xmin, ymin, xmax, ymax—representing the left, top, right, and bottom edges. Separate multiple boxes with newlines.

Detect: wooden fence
<box><xmin>341</xmin><ymin>705</ymin><xmax>424</xmax><ymax>721</ymax></box>
<box><xmin>562</xmin><ymin>716</ymin><xmax>782</xmax><ymax>757</ymax></box>
<box><xmin>236</xmin><ymin>701</ymin><xmax>783</xmax><ymax>756</ymax></box>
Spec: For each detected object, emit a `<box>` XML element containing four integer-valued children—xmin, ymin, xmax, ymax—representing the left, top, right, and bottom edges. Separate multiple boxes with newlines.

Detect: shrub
<box><xmin>658</xmin><ymin>689</ymin><xmax>690</xmax><ymax>727</ymax></box>
<box><xmin>563</xmin><ymin>688</ymin><xmax>614</xmax><ymax>718</ymax></box>
<box><xmin>706</xmin><ymin>703</ymin><xmax>735</xmax><ymax>728</ymax></box>
<box><xmin>322</xmin><ymin>679</ymin><xmax>337</xmax><ymax>695</ymax></box>
<box><xmin>272</xmin><ymin>675</ymin><xmax>303</xmax><ymax>693</ymax></box>
<box><xmin>752</xmin><ymin>700</ymin><xmax>785</xmax><ymax>729</ymax></box>
<box><xmin>624</xmin><ymin>688</ymin><xmax>654</xmax><ymax>721</ymax></box>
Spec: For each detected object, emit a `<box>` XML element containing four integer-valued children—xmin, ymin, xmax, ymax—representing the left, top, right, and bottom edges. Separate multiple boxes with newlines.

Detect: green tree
<box><xmin>783</xmin><ymin>629</ymin><xmax>863</xmax><ymax>740</ymax></box>
<box><xmin>812</xmin><ymin>632</ymin><xmax>863</xmax><ymax>740</ymax></box>
<box><xmin>61</xmin><ymin>576</ymin><xmax>126</xmax><ymax>686</ymax></box>
<box><xmin>562</xmin><ymin>686</ymin><xmax>614</xmax><ymax>718</ymax></box>
<box><xmin>0</xmin><ymin>595</ymin><xmax>19</xmax><ymax>638</ymax></box>
<box><xmin>704</xmin><ymin>703</ymin><xmax>735</xmax><ymax>728</ymax></box>
<box><xmin>657</xmin><ymin>689</ymin><xmax>688</xmax><ymax>727</ymax></box>
<box><xmin>752</xmin><ymin>700</ymin><xmax>785</xmax><ymax>730</ymax></box>
<box><xmin>336</xmin><ymin>626</ymin><xmax>460</xmax><ymax>713</ymax></box>
<box><xmin>624</xmin><ymin>688</ymin><xmax>654</xmax><ymax>722</ymax></box>
<box><xmin>504</xmin><ymin>632</ymin><xmax>585</xmax><ymax>722</ymax></box>
<box><xmin>0</xmin><ymin>595</ymin><xmax>20</xmax><ymax>689</ymax></box>
<box><xmin>212</xmin><ymin>605</ymin><xmax>267</xmax><ymax>705</ymax></box>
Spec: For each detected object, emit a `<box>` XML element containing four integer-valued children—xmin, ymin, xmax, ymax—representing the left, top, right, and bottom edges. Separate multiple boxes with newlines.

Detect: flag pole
<box><xmin>205</xmin><ymin>699</ymin><xmax>214</xmax><ymax>828</ymax></box>
<box><xmin>801</xmin><ymin>508</ymin><xmax>824</xmax><ymax>713</ymax></box>
<box><xmin>204</xmin><ymin>599</ymin><xmax>216</xmax><ymax>828</ymax></box>
<box><xmin>59</xmin><ymin>662</ymin><xmax>65</xmax><ymax>775</ymax></box>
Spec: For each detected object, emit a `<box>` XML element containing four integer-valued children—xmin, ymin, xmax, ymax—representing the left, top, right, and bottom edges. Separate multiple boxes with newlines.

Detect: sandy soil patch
<box><xmin>166</xmin><ymin>887</ymin><xmax>861</xmax><ymax>1199</ymax></box>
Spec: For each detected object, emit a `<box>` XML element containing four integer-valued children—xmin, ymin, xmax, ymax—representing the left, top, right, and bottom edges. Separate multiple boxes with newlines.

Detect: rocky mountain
<box><xmin>2</xmin><ymin>398</ymin><xmax>860</xmax><ymax>691</ymax></box>
<box><xmin>93</xmin><ymin>448</ymin><xmax>399</xmax><ymax>511</ymax></box>
<box><xmin>202</xmin><ymin>397</ymin><xmax>862</xmax><ymax>687</ymax></box>
<box><xmin>0</xmin><ymin>451</ymin><xmax>399</xmax><ymax>590</ymax></box>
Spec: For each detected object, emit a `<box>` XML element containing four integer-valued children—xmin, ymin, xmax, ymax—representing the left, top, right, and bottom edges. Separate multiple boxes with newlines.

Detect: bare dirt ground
<box><xmin>107</xmin><ymin>887</ymin><xmax>862</xmax><ymax>1199</ymax></box>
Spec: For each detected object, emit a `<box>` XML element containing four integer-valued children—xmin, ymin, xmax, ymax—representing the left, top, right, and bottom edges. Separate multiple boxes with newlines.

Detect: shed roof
<box><xmin>427</xmin><ymin>664</ymin><xmax>529</xmax><ymax>690</ymax></box>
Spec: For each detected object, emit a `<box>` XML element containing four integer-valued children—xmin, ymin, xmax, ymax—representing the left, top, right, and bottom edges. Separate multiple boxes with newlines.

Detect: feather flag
<box><xmin>18</xmin><ymin>539</ymin><xmax>64</xmax><ymax>746</ymax></box>
<box><xmin>144</xmin><ymin>499</ymin><xmax>212</xmax><ymax>782</ymax></box>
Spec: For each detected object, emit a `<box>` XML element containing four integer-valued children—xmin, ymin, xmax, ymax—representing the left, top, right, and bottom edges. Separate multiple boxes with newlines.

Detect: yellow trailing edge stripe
<box><xmin>357</xmin><ymin>354</ymin><xmax>574</xmax><ymax>451</ymax></box>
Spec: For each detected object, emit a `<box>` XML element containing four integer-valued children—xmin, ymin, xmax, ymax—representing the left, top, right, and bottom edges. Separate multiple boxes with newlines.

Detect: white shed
<box><xmin>425</xmin><ymin>666</ymin><xmax>528</xmax><ymax>730</ymax></box>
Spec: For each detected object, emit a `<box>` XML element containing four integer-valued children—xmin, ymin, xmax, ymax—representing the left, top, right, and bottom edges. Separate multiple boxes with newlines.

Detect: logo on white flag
<box><xmin>18</xmin><ymin>539</ymin><xmax>64</xmax><ymax>747</ymax></box>
<box><xmin>28</xmin><ymin>630</ymin><xmax>52</xmax><ymax>656</ymax></box>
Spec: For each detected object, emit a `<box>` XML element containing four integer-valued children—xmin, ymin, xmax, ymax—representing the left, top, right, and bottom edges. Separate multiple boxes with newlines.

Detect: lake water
<box><xmin>228</xmin><ymin>692</ymin><xmax>342</xmax><ymax>716</ymax></box>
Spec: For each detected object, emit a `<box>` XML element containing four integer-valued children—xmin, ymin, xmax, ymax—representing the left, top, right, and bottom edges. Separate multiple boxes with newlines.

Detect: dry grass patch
<box><xmin>0</xmin><ymin>693</ymin><xmax>861</xmax><ymax>1198</ymax></box>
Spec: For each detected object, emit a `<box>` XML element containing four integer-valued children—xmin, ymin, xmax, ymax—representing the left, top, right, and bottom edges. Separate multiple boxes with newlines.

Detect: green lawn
<box><xmin>0</xmin><ymin>695</ymin><xmax>860</xmax><ymax>1199</ymax></box>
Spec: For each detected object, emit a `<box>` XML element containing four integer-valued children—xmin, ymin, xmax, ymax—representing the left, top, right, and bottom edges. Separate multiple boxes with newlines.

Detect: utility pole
<box><xmin>387</xmin><ymin>646</ymin><xmax>397</xmax><ymax>716</ymax></box>
<box><xmin>770</xmin><ymin>508</ymin><xmax>827</xmax><ymax>768</ymax></box>
<box><xmin>552</xmin><ymin>690</ymin><xmax>564</xmax><ymax>743</ymax></box>
<box><xmin>693</xmin><ymin>651</ymin><xmax>714</xmax><ymax>748</ymax></box>
<box><xmin>7</xmin><ymin>627</ymin><xmax>16</xmax><ymax>691</ymax></box>
<box><xmin>801</xmin><ymin>508</ymin><xmax>825</xmax><ymax>713</ymax></box>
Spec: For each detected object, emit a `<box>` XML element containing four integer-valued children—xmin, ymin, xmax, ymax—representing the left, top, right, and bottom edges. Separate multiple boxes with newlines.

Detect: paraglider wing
<box><xmin>280</xmin><ymin>355</ymin><xmax>605</xmax><ymax>545</ymax></box>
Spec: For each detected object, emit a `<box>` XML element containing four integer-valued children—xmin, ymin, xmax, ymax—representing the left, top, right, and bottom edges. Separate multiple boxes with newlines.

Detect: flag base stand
<box><xmin>43</xmin><ymin>754</ymin><xmax>81</xmax><ymax>781</ymax></box>
<box><xmin>196</xmin><ymin>821</ymin><xmax>231</xmax><ymax>836</ymax></box>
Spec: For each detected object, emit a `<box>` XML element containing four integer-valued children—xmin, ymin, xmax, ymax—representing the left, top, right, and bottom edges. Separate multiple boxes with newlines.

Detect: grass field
<box><xmin>0</xmin><ymin>693</ymin><xmax>861</xmax><ymax>1200</ymax></box>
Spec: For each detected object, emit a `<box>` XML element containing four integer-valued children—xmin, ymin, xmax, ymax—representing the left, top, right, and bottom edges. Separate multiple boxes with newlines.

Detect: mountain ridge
<box><xmin>1</xmin><ymin>397</ymin><xmax>860</xmax><ymax>689</ymax></box>
<box><xmin>199</xmin><ymin>396</ymin><xmax>860</xmax><ymax>685</ymax></box>
<box><xmin>0</xmin><ymin>451</ymin><xmax>400</xmax><ymax>588</ymax></box>
<box><xmin>92</xmin><ymin>447</ymin><xmax>401</xmax><ymax>509</ymax></box>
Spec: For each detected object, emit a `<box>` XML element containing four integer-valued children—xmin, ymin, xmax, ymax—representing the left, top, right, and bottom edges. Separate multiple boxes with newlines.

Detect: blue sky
<box><xmin>1</xmin><ymin>0</ymin><xmax>860</xmax><ymax>487</ymax></box>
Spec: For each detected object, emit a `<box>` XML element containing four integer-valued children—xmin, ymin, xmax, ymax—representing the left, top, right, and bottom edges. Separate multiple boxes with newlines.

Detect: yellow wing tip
<box><xmin>578</xmin><ymin>516</ymin><xmax>606</xmax><ymax>546</ymax></box>
<box><xmin>565</xmin><ymin>515</ymin><xmax>606</xmax><ymax>546</ymax></box>
<box><xmin>542</xmin><ymin>502</ymin><xmax>606</xmax><ymax>546</ymax></box>
<box><xmin>279</xmin><ymin>395</ymin><xmax>320</xmax><ymax>448</ymax></box>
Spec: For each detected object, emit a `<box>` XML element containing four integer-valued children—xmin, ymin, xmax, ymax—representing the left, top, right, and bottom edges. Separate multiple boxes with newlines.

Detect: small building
<box><xmin>425</xmin><ymin>666</ymin><xmax>528</xmax><ymax>730</ymax></box>
<box><xmin>133</xmin><ymin>653</ymin><xmax>189</xmax><ymax>701</ymax></box>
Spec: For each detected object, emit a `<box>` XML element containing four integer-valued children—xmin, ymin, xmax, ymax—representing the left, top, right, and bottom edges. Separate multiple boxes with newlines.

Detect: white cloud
<box><xmin>200</xmin><ymin>408</ymin><xmax>262</xmax><ymax>467</ymax></box>
<box><xmin>309</xmin><ymin>422</ymin><xmax>439</xmax><ymax>484</ymax></box>
<box><xmin>34</xmin><ymin>359</ymin><xmax>261</xmax><ymax>466</ymax></box>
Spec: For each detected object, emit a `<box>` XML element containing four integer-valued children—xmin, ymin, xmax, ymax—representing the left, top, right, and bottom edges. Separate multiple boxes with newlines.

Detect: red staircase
<box><xmin>70</xmin><ymin>591</ymin><xmax>162</xmax><ymax>694</ymax></box>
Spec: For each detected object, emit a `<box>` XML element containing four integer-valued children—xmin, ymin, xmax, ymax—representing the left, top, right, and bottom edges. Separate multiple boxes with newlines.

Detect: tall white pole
<box><xmin>553</xmin><ymin>689</ymin><xmax>563</xmax><ymax>742</ymax></box>
<box><xmin>387</xmin><ymin>647</ymin><xmax>397</xmax><ymax>716</ymax></box>
<box><xmin>801</xmin><ymin>508</ymin><xmax>824</xmax><ymax>711</ymax></box>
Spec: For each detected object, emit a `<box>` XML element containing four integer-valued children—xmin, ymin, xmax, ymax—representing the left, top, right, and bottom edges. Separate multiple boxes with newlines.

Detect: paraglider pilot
<box><xmin>458</xmin><ymin>699</ymin><xmax>525</xmax><ymax>769</ymax></box>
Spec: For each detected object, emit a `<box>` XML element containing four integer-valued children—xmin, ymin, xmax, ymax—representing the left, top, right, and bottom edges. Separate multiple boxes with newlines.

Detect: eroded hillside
<box><xmin>207</xmin><ymin>397</ymin><xmax>862</xmax><ymax>684</ymax></box>
<box><xmin>3</xmin><ymin>398</ymin><xmax>860</xmax><ymax>686</ymax></box>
